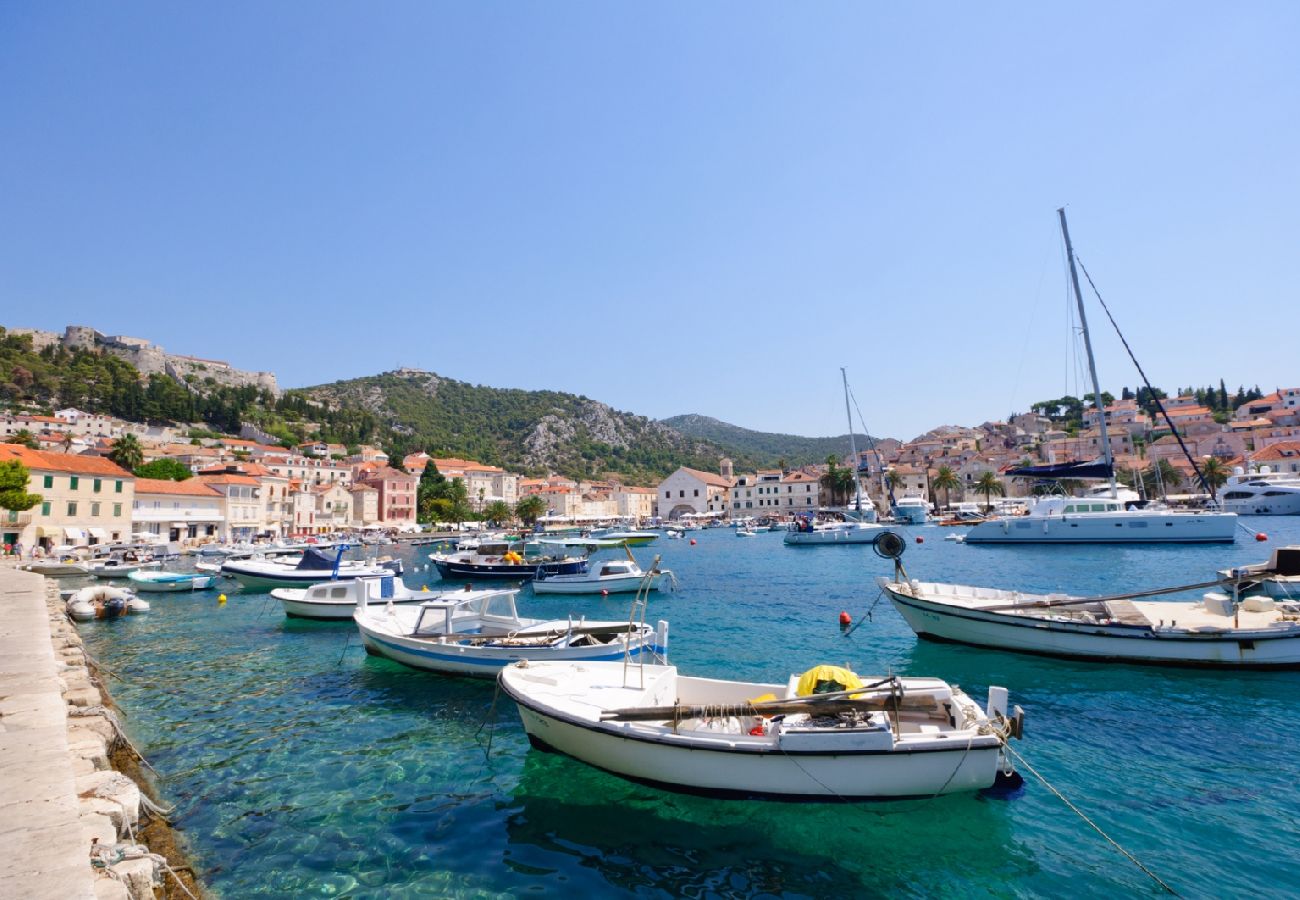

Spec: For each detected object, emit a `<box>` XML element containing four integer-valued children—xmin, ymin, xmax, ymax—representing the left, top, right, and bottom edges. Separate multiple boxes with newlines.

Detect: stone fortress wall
<box><xmin>9</xmin><ymin>325</ymin><xmax>280</xmax><ymax>396</ymax></box>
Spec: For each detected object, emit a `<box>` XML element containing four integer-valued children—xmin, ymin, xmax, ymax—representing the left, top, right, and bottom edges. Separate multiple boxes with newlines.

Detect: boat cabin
<box><xmin>409</xmin><ymin>589</ymin><xmax>523</xmax><ymax>636</ymax></box>
<box><xmin>596</xmin><ymin>561</ymin><xmax>638</xmax><ymax>577</ymax></box>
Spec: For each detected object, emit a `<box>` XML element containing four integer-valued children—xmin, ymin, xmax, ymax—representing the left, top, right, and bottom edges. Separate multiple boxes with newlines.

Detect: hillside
<box><xmin>297</xmin><ymin>370</ymin><xmax>743</xmax><ymax>483</ymax></box>
<box><xmin>661</xmin><ymin>414</ymin><xmax>884</xmax><ymax>467</ymax></box>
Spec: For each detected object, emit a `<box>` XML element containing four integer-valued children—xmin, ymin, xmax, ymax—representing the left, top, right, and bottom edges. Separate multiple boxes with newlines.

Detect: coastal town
<box><xmin>2</xmin><ymin>359</ymin><xmax>1298</xmax><ymax>555</ymax></box>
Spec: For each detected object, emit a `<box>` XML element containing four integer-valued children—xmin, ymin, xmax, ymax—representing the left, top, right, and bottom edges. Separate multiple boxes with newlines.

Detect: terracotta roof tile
<box><xmin>134</xmin><ymin>477</ymin><xmax>222</xmax><ymax>497</ymax></box>
<box><xmin>0</xmin><ymin>444</ymin><xmax>132</xmax><ymax>477</ymax></box>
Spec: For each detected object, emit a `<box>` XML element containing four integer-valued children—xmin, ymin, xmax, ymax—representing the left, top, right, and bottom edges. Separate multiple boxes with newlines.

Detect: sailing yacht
<box><xmin>963</xmin><ymin>209</ymin><xmax>1237</xmax><ymax>545</ymax></box>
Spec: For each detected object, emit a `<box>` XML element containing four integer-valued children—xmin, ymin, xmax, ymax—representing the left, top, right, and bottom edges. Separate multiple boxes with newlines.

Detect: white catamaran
<box><xmin>963</xmin><ymin>209</ymin><xmax>1236</xmax><ymax>545</ymax></box>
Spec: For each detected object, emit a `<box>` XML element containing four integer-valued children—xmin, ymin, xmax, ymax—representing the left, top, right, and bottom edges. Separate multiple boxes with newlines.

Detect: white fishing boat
<box><xmin>878</xmin><ymin>541</ymin><xmax>1300</xmax><ymax>668</ymax></box>
<box><xmin>20</xmin><ymin>559</ymin><xmax>90</xmax><ymax>577</ymax></box>
<box><xmin>274</xmin><ymin>575</ymin><xmax>429</xmax><ymax>619</ymax></box>
<box><xmin>221</xmin><ymin>547</ymin><xmax>401</xmax><ymax>590</ymax></box>
<box><xmin>127</xmin><ymin>570</ymin><xmax>217</xmax><ymax>592</ymax></box>
<box><xmin>1219</xmin><ymin>467</ymin><xmax>1300</xmax><ymax>516</ymax></box>
<box><xmin>353</xmin><ymin>587</ymin><xmax>667</xmax><ymax>677</ymax></box>
<box><xmin>964</xmin><ymin>210</ymin><xmax>1236</xmax><ymax>545</ymax></box>
<box><xmin>500</xmin><ymin>662</ymin><xmax>1022</xmax><ymax>799</ymax></box>
<box><xmin>86</xmin><ymin>557</ymin><xmax>162</xmax><ymax>578</ymax></box>
<box><xmin>784</xmin><ymin>513</ymin><xmax>891</xmax><ymax>546</ymax></box>
<box><xmin>65</xmin><ymin>585</ymin><xmax>150</xmax><ymax>621</ymax></box>
<box><xmin>591</xmin><ymin>529</ymin><xmax>658</xmax><ymax>546</ymax></box>
<box><xmin>532</xmin><ymin>556</ymin><xmax>673</xmax><ymax>595</ymax></box>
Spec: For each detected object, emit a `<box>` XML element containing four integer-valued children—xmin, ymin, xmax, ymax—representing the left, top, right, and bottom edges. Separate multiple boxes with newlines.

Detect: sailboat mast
<box><xmin>841</xmin><ymin>367</ymin><xmax>861</xmax><ymax>511</ymax></box>
<box><xmin>1057</xmin><ymin>208</ymin><xmax>1118</xmax><ymax>498</ymax></box>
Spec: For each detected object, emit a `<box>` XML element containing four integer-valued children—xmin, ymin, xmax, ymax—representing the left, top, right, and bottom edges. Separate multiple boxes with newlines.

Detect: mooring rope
<box><xmin>1000</xmin><ymin>742</ymin><xmax>1178</xmax><ymax>895</ymax></box>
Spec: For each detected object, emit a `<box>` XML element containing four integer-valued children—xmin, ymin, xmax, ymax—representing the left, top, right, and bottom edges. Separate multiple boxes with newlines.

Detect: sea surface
<box><xmin>78</xmin><ymin>518</ymin><xmax>1300</xmax><ymax>898</ymax></box>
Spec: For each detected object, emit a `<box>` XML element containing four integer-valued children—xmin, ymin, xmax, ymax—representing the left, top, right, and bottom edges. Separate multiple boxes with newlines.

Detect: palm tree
<box><xmin>820</xmin><ymin>457</ymin><xmax>843</xmax><ymax>506</ymax></box>
<box><xmin>1142</xmin><ymin>459</ymin><xmax>1183</xmax><ymax>499</ymax></box>
<box><xmin>974</xmin><ymin>471</ymin><xmax>1004</xmax><ymax>511</ymax></box>
<box><xmin>10</xmin><ymin>429</ymin><xmax>38</xmax><ymax>449</ymax></box>
<box><xmin>931</xmin><ymin>465</ymin><xmax>960</xmax><ymax>511</ymax></box>
<box><xmin>515</xmin><ymin>494</ymin><xmax>547</xmax><ymax>527</ymax></box>
<box><xmin>482</xmin><ymin>500</ymin><xmax>513</xmax><ymax>526</ymax></box>
<box><xmin>107</xmin><ymin>433</ymin><xmax>144</xmax><ymax>471</ymax></box>
<box><xmin>1199</xmin><ymin>457</ymin><xmax>1229</xmax><ymax>498</ymax></box>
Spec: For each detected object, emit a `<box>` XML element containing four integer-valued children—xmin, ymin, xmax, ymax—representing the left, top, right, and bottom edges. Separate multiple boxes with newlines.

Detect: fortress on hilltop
<box><xmin>10</xmin><ymin>325</ymin><xmax>279</xmax><ymax>396</ymax></box>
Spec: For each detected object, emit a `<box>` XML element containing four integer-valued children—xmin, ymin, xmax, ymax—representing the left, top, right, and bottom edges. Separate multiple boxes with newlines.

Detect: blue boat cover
<box><xmin>1005</xmin><ymin>460</ymin><xmax>1113</xmax><ymax>480</ymax></box>
<box><xmin>295</xmin><ymin>548</ymin><xmax>338</xmax><ymax>571</ymax></box>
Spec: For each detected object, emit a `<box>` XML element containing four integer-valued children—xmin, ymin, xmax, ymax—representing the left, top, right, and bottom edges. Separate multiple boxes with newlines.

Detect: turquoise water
<box><xmin>78</xmin><ymin>520</ymin><xmax>1300</xmax><ymax>898</ymax></box>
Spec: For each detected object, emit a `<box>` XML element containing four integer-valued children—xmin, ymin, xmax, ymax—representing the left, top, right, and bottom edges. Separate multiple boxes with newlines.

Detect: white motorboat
<box><xmin>127</xmin><ymin>570</ymin><xmax>217</xmax><ymax>592</ymax></box>
<box><xmin>353</xmin><ymin>587</ymin><xmax>667</xmax><ymax>677</ymax></box>
<box><xmin>86</xmin><ymin>557</ymin><xmax>161</xmax><ymax>578</ymax></box>
<box><xmin>500</xmin><ymin>662</ymin><xmax>1022</xmax><ymax>799</ymax></box>
<box><xmin>961</xmin><ymin>493</ymin><xmax>1237</xmax><ymax>544</ymax></box>
<box><xmin>273</xmin><ymin>575</ymin><xmax>427</xmax><ymax>620</ymax></box>
<box><xmin>590</xmin><ymin>529</ymin><xmax>658</xmax><ymax>546</ymax></box>
<box><xmin>784</xmin><ymin>514</ymin><xmax>892</xmax><ymax>546</ymax></box>
<box><xmin>532</xmin><ymin>557</ymin><xmax>673</xmax><ymax>595</ymax></box>
<box><xmin>65</xmin><ymin>585</ymin><xmax>150</xmax><ymax>621</ymax></box>
<box><xmin>879</xmin><ymin>543</ymin><xmax>1300</xmax><ymax>668</ymax></box>
<box><xmin>221</xmin><ymin>547</ymin><xmax>401</xmax><ymax>590</ymax></box>
<box><xmin>21</xmin><ymin>559</ymin><xmax>90</xmax><ymax>577</ymax></box>
<box><xmin>892</xmin><ymin>497</ymin><xmax>931</xmax><ymax>525</ymax></box>
<box><xmin>1219</xmin><ymin>467</ymin><xmax>1300</xmax><ymax>516</ymax></box>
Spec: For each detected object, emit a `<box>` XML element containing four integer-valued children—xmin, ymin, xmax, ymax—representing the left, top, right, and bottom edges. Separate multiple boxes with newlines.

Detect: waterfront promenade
<box><xmin>0</xmin><ymin>566</ymin><xmax>98</xmax><ymax>898</ymax></box>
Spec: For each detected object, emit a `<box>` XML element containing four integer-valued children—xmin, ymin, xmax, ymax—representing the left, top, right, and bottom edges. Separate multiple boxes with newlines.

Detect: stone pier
<box><xmin>0</xmin><ymin>567</ymin><xmax>170</xmax><ymax>899</ymax></box>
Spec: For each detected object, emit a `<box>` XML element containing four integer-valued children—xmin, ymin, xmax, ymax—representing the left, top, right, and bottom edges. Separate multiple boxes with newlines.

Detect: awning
<box><xmin>63</xmin><ymin>527</ymin><xmax>86</xmax><ymax>540</ymax></box>
<box><xmin>170</xmin><ymin>522</ymin><xmax>188</xmax><ymax>528</ymax></box>
<box><xmin>88</xmin><ymin>528</ymin><xmax>108</xmax><ymax>539</ymax></box>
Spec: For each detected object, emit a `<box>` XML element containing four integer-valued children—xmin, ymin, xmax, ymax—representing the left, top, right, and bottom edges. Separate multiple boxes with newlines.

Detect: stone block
<box><xmin>76</xmin><ymin>772</ymin><xmax>139</xmax><ymax>828</ymax></box>
<box><xmin>81</xmin><ymin>811</ymin><xmax>118</xmax><ymax>847</ymax></box>
<box><xmin>109</xmin><ymin>854</ymin><xmax>157</xmax><ymax>899</ymax></box>
<box><xmin>65</xmin><ymin>687</ymin><xmax>102</xmax><ymax>708</ymax></box>
<box><xmin>81</xmin><ymin>796</ymin><xmax>128</xmax><ymax>831</ymax></box>
<box><xmin>94</xmin><ymin>875</ymin><xmax>131</xmax><ymax>900</ymax></box>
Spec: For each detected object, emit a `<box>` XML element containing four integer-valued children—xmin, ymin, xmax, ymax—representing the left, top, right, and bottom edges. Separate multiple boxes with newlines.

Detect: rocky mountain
<box><xmin>660</xmin><ymin>414</ymin><xmax>886</xmax><ymax>468</ymax></box>
<box><xmin>297</xmin><ymin>370</ymin><xmax>743</xmax><ymax>483</ymax></box>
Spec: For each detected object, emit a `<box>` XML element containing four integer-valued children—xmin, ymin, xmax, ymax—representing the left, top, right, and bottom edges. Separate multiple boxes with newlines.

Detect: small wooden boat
<box><xmin>128</xmin><ymin>570</ymin><xmax>217</xmax><ymax>592</ymax></box>
<box><xmin>66</xmin><ymin>585</ymin><xmax>150</xmax><ymax>621</ymax></box>
<box><xmin>354</xmin><ymin>587</ymin><xmax>667</xmax><ymax>677</ymax></box>
<box><xmin>272</xmin><ymin>575</ymin><xmax>427</xmax><ymax>619</ymax></box>
<box><xmin>500</xmin><ymin>662</ymin><xmax>1022</xmax><ymax>799</ymax></box>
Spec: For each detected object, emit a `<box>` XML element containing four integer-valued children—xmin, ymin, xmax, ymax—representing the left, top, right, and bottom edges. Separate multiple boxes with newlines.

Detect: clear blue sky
<box><xmin>2</xmin><ymin>3</ymin><xmax>1296</xmax><ymax>440</ymax></box>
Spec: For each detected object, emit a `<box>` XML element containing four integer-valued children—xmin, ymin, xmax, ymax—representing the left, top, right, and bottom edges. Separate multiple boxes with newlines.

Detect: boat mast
<box><xmin>841</xmin><ymin>367</ymin><xmax>861</xmax><ymax>511</ymax></box>
<box><xmin>1057</xmin><ymin>208</ymin><xmax>1118</xmax><ymax>498</ymax></box>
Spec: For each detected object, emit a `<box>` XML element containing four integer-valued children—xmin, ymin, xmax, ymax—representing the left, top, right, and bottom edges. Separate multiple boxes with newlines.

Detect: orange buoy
<box><xmin>689</xmin><ymin>539</ymin><xmax>697</xmax><ymax>545</ymax></box>
<box><xmin>1256</xmin><ymin>532</ymin><xmax>1269</xmax><ymax>542</ymax></box>
<box><xmin>601</xmin><ymin>589</ymin><xmax>609</xmax><ymax>596</ymax></box>
<box><xmin>838</xmin><ymin>610</ymin><xmax>851</xmax><ymax>627</ymax></box>
<box><xmin>915</xmin><ymin>536</ymin><xmax>925</xmax><ymax>544</ymax></box>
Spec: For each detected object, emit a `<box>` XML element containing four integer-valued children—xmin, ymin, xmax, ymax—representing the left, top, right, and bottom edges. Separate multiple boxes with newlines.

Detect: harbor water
<box><xmin>80</xmin><ymin>519</ymin><xmax>1300</xmax><ymax>898</ymax></box>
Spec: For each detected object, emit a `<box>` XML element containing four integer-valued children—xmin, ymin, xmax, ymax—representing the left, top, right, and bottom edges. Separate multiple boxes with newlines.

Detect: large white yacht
<box><xmin>1219</xmin><ymin>467</ymin><xmax>1300</xmax><ymax>516</ymax></box>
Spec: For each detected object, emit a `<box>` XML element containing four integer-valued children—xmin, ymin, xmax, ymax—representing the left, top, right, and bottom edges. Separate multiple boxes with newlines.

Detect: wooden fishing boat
<box><xmin>532</xmin><ymin>555</ymin><xmax>673</xmax><ymax>595</ymax></box>
<box><xmin>500</xmin><ymin>662</ymin><xmax>1022</xmax><ymax>799</ymax></box>
<box><xmin>127</xmin><ymin>570</ymin><xmax>217</xmax><ymax>592</ymax></box>
<box><xmin>430</xmin><ymin>541</ymin><xmax>589</xmax><ymax>581</ymax></box>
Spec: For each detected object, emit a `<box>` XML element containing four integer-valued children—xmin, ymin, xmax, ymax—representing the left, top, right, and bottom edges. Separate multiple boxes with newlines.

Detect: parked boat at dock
<box><xmin>272</xmin><ymin>574</ymin><xmax>426</xmax><ymax>619</ymax></box>
<box><xmin>353</xmin><ymin>586</ymin><xmax>666</xmax><ymax>676</ymax></box>
<box><xmin>1219</xmin><ymin>467</ymin><xmax>1300</xmax><ymax>516</ymax></box>
<box><xmin>221</xmin><ymin>547</ymin><xmax>402</xmax><ymax>590</ymax></box>
<box><xmin>500</xmin><ymin>662</ymin><xmax>1022</xmax><ymax>799</ymax></box>
<box><xmin>880</xmin><ymin>545</ymin><xmax>1300</xmax><ymax>668</ymax></box>
<box><xmin>65</xmin><ymin>585</ymin><xmax>150</xmax><ymax>621</ymax></box>
<box><xmin>86</xmin><ymin>556</ymin><xmax>162</xmax><ymax>578</ymax></box>
<box><xmin>127</xmin><ymin>570</ymin><xmax>217</xmax><ymax>592</ymax></box>
<box><xmin>532</xmin><ymin>555</ymin><xmax>673</xmax><ymax>595</ymax></box>
<box><xmin>430</xmin><ymin>541</ymin><xmax>589</xmax><ymax>581</ymax></box>
<box><xmin>784</xmin><ymin>511</ymin><xmax>892</xmax><ymax>546</ymax></box>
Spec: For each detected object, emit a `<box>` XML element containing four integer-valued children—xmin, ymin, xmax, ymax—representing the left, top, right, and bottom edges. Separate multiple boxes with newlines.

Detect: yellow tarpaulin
<box><xmin>795</xmin><ymin>665</ymin><xmax>865</xmax><ymax>697</ymax></box>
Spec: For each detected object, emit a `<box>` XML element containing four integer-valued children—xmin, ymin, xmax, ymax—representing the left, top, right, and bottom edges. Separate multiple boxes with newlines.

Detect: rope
<box><xmin>475</xmin><ymin>681</ymin><xmax>503</xmax><ymax>761</ymax></box>
<box><xmin>1001</xmin><ymin>743</ymin><xmax>1178</xmax><ymax>895</ymax></box>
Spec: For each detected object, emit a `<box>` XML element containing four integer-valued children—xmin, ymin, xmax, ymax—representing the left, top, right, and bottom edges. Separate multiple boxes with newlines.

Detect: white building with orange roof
<box><xmin>195</xmin><ymin>469</ymin><xmax>267</xmax><ymax>541</ymax></box>
<box><xmin>0</xmin><ymin>444</ymin><xmax>135</xmax><ymax>551</ymax></box>
<box><xmin>131</xmin><ymin>477</ymin><xmax>224</xmax><ymax>545</ymax></box>
<box><xmin>656</xmin><ymin>464</ymin><xmax>734</xmax><ymax>520</ymax></box>
<box><xmin>613</xmin><ymin>485</ymin><xmax>657</xmax><ymax>520</ymax></box>
<box><xmin>402</xmin><ymin>452</ymin><xmax>432</xmax><ymax>472</ymax></box>
<box><xmin>1247</xmin><ymin>441</ymin><xmax>1300</xmax><ymax>476</ymax></box>
<box><xmin>430</xmin><ymin>457</ymin><xmax>520</xmax><ymax>507</ymax></box>
<box><xmin>349</xmin><ymin>484</ymin><xmax>380</xmax><ymax>526</ymax></box>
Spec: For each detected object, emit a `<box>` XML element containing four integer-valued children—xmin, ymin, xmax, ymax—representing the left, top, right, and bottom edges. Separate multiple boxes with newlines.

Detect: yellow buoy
<box><xmin>218</xmin><ymin>594</ymin><xmax>227</xmax><ymax>605</ymax></box>
<box><xmin>421</xmin><ymin>585</ymin><xmax>429</xmax><ymax>592</ymax></box>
